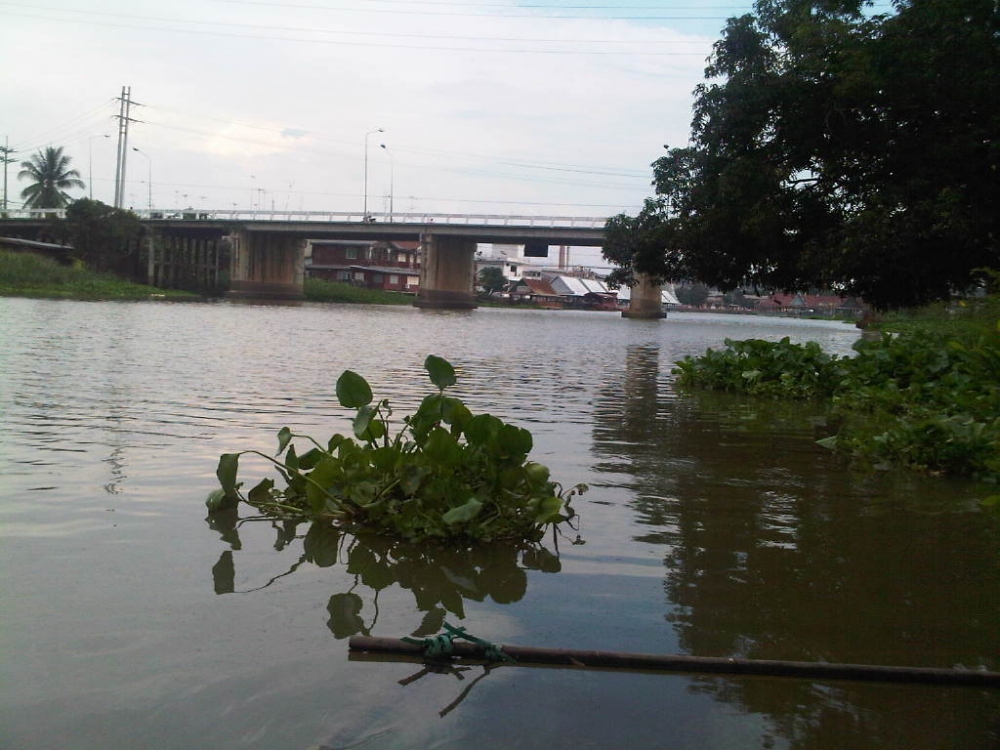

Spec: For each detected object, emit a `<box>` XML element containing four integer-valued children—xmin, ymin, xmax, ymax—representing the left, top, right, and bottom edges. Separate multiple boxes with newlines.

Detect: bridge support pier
<box><xmin>413</xmin><ymin>234</ymin><xmax>478</xmax><ymax>310</ymax></box>
<box><xmin>146</xmin><ymin>233</ymin><xmax>225</xmax><ymax>291</ymax></box>
<box><xmin>226</xmin><ymin>230</ymin><xmax>306</xmax><ymax>300</ymax></box>
<box><xmin>622</xmin><ymin>273</ymin><xmax>667</xmax><ymax>319</ymax></box>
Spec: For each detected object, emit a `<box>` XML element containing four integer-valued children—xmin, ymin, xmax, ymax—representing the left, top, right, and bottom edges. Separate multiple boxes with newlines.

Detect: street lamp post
<box><xmin>380</xmin><ymin>143</ymin><xmax>394</xmax><ymax>222</ymax></box>
<box><xmin>1</xmin><ymin>137</ymin><xmax>15</xmax><ymax>212</ymax></box>
<box><xmin>88</xmin><ymin>134</ymin><xmax>110</xmax><ymax>201</ymax></box>
<box><xmin>363</xmin><ymin>127</ymin><xmax>383</xmax><ymax>220</ymax></box>
<box><xmin>132</xmin><ymin>147</ymin><xmax>152</xmax><ymax>213</ymax></box>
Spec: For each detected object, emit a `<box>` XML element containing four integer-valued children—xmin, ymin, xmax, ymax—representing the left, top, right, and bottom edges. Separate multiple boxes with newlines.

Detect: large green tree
<box><xmin>478</xmin><ymin>265</ymin><xmax>508</xmax><ymax>295</ymax></box>
<box><xmin>18</xmin><ymin>146</ymin><xmax>86</xmax><ymax>208</ymax></box>
<box><xmin>63</xmin><ymin>199</ymin><xmax>142</xmax><ymax>274</ymax></box>
<box><xmin>604</xmin><ymin>0</ymin><xmax>1000</xmax><ymax>309</ymax></box>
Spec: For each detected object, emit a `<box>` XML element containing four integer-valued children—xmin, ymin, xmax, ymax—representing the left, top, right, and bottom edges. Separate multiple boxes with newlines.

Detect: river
<box><xmin>1</xmin><ymin>297</ymin><xmax>997</xmax><ymax>750</ymax></box>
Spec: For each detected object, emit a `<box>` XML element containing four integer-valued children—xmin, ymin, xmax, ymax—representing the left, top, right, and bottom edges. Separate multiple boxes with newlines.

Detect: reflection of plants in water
<box><xmin>398</xmin><ymin>661</ymin><xmax>499</xmax><ymax>719</ymax></box>
<box><xmin>593</xmin><ymin>344</ymin><xmax>1000</xmax><ymax>750</ymax></box>
<box><xmin>206</xmin><ymin>509</ymin><xmax>567</xmax><ymax>639</ymax></box>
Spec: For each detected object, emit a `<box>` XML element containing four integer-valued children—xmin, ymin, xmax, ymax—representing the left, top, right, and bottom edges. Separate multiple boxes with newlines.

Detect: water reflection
<box><xmin>206</xmin><ymin>509</ymin><xmax>564</xmax><ymax>639</ymax></box>
<box><xmin>591</xmin><ymin>344</ymin><xmax>1000</xmax><ymax>750</ymax></box>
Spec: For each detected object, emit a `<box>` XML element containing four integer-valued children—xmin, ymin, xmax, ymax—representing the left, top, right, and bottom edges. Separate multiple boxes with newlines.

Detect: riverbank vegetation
<box><xmin>207</xmin><ymin>355</ymin><xmax>586</xmax><ymax>544</ymax></box>
<box><xmin>0</xmin><ymin>250</ymin><xmax>195</xmax><ymax>300</ymax></box>
<box><xmin>674</xmin><ymin>298</ymin><xmax>1000</xmax><ymax>492</ymax></box>
<box><xmin>304</xmin><ymin>277</ymin><xmax>414</xmax><ymax>305</ymax></box>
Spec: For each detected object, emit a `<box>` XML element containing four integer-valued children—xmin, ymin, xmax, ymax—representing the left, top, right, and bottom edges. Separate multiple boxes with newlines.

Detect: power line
<box><xmin>0</xmin><ymin>11</ymin><xmax>719</xmax><ymax>55</ymax></box>
<box><xmin>0</xmin><ymin>2</ymin><xmax>724</xmax><ymax>44</ymax></box>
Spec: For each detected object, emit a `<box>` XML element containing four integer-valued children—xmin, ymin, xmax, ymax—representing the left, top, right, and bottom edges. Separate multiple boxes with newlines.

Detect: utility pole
<box><xmin>0</xmin><ymin>137</ymin><xmax>16</xmax><ymax>212</ymax></box>
<box><xmin>113</xmin><ymin>86</ymin><xmax>143</xmax><ymax>209</ymax></box>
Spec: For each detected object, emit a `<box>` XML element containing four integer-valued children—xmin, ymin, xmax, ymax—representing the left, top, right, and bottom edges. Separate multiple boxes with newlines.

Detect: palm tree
<box><xmin>18</xmin><ymin>146</ymin><xmax>86</xmax><ymax>208</ymax></box>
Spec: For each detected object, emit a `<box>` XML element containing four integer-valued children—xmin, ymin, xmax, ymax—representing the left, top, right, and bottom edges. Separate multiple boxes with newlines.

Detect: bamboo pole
<box><xmin>348</xmin><ymin>636</ymin><xmax>1000</xmax><ymax>688</ymax></box>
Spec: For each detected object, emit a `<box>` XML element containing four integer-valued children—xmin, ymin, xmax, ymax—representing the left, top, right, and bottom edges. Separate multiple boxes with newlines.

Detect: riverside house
<box><xmin>306</xmin><ymin>240</ymin><xmax>421</xmax><ymax>293</ymax></box>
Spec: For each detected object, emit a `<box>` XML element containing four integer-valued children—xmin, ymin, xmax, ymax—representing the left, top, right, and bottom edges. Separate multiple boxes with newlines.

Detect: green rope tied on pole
<box><xmin>401</xmin><ymin>622</ymin><xmax>515</xmax><ymax>663</ymax></box>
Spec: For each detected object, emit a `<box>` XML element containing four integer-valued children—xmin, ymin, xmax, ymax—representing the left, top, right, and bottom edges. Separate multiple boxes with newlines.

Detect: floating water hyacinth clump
<box><xmin>207</xmin><ymin>355</ymin><xmax>586</xmax><ymax>544</ymax></box>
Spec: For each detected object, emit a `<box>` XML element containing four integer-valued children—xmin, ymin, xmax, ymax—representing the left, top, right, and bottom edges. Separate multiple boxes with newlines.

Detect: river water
<box><xmin>1</xmin><ymin>297</ymin><xmax>997</xmax><ymax>750</ymax></box>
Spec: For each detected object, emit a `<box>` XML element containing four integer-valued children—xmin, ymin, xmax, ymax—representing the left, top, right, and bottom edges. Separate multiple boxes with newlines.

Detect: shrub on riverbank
<box><xmin>673</xmin><ymin>303</ymin><xmax>1000</xmax><ymax>484</ymax></box>
<box><xmin>0</xmin><ymin>250</ymin><xmax>195</xmax><ymax>300</ymax></box>
<box><xmin>304</xmin><ymin>277</ymin><xmax>413</xmax><ymax>305</ymax></box>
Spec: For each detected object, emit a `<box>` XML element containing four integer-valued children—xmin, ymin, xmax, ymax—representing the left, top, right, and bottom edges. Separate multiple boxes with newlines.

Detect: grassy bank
<box><xmin>674</xmin><ymin>297</ymin><xmax>1000</xmax><ymax>490</ymax></box>
<box><xmin>304</xmin><ymin>277</ymin><xmax>414</xmax><ymax>305</ymax></box>
<box><xmin>0</xmin><ymin>251</ymin><xmax>197</xmax><ymax>300</ymax></box>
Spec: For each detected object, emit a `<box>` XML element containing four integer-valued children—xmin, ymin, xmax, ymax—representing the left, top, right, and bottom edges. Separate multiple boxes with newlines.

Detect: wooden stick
<box><xmin>348</xmin><ymin>636</ymin><xmax>1000</xmax><ymax>688</ymax></box>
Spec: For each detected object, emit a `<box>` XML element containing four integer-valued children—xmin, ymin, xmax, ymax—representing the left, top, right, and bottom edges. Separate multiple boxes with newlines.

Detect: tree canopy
<box><xmin>18</xmin><ymin>146</ymin><xmax>86</xmax><ymax>208</ymax></box>
<box><xmin>478</xmin><ymin>265</ymin><xmax>508</xmax><ymax>295</ymax></box>
<box><xmin>603</xmin><ymin>0</ymin><xmax>1000</xmax><ymax>309</ymax></box>
<box><xmin>63</xmin><ymin>199</ymin><xmax>142</xmax><ymax>274</ymax></box>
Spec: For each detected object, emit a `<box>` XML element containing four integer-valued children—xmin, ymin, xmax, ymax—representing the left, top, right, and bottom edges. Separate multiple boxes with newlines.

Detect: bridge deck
<box><xmin>0</xmin><ymin>210</ymin><xmax>608</xmax><ymax>246</ymax></box>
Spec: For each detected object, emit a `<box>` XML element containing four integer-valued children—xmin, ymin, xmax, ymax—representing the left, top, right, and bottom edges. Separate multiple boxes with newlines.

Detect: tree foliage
<box><xmin>18</xmin><ymin>146</ymin><xmax>86</xmax><ymax>208</ymax></box>
<box><xmin>63</xmin><ymin>199</ymin><xmax>142</xmax><ymax>274</ymax></box>
<box><xmin>478</xmin><ymin>265</ymin><xmax>508</xmax><ymax>295</ymax></box>
<box><xmin>604</xmin><ymin>0</ymin><xmax>1000</xmax><ymax>309</ymax></box>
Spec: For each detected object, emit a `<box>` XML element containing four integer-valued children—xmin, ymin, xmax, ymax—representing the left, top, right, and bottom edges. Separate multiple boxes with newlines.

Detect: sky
<box><xmin>1</xmin><ymin>0</ymin><xmax>759</xmax><ymax>268</ymax></box>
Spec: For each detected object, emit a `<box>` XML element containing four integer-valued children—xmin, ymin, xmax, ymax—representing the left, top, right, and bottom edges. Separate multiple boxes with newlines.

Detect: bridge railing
<box><xmin>0</xmin><ymin>208</ymin><xmax>609</xmax><ymax>228</ymax></box>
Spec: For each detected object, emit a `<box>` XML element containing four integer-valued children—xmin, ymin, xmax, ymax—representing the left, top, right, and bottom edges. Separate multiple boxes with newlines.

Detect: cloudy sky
<box><xmin>1</xmin><ymin>0</ymin><xmax>757</xmax><ymax>265</ymax></box>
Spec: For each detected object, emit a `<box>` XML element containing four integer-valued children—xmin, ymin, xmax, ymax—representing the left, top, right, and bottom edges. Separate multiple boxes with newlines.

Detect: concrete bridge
<box><xmin>0</xmin><ymin>209</ymin><xmax>666</xmax><ymax>317</ymax></box>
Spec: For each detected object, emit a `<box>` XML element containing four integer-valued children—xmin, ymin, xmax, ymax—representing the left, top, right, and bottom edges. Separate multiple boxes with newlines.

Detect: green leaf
<box><xmin>424</xmin><ymin>427</ymin><xmax>462</xmax><ymax>464</ymax></box>
<box><xmin>353</xmin><ymin>404</ymin><xmax>385</xmax><ymax>442</ymax></box>
<box><xmin>205</xmin><ymin>487</ymin><xmax>238</xmax><ymax>512</ymax></box>
<box><xmin>500</xmin><ymin>424</ymin><xmax>533</xmax><ymax>456</ymax></box>
<box><xmin>305</xmin><ymin>457</ymin><xmax>342</xmax><ymax>513</ymax></box>
<box><xmin>425</xmin><ymin>355</ymin><xmax>457</xmax><ymax>390</ymax></box>
<box><xmin>336</xmin><ymin>370</ymin><xmax>373</xmax><ymax>408</ymax></box>
<box><xmin>277</xmin><ymin>426</ymin><xmax>292</xmax><ymax>455</ymax></box>
<box><xmin>247</xmin><ymin>477</ymin><xmax>275</xmax><ymax>503</ymax></box>
<box><xmin>532</xmin><ymin>496</ymin><xmax>564</xmax><ymax>524</ymax></box>
<box><xmin>442</xmin><ymin>498</ymin><xmax>483</xmax><ymax>524</ymax></box>
<box><xmin>298</xmin><ymin>447</ymin><xmax>324</xmax><ymax>471</ymax></box>
<box><xmin>216</xmin><ymin>452</ymin><xmax>241</xmax><ymax>495</ymax></box>
<box><xmin>466</xmin><ymin>413</ymin><xmax>501</xmax><ymax>446</ymax></box>
<box><xmin>285</xmin><ymin>443</ymin><xmax>299</xmax><ymax>473</ymax></box>
<box><xmin>816</xmin><ymin>436</ymin><xmax>838</xmax><ymax>450</ymax></box>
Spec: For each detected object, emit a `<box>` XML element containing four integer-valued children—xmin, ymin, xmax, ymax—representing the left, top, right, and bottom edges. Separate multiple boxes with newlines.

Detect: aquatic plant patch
<box><xmin>206</xmin><ymin>355</ymin><xmax>586</xmax><ymax>544</ymax></box>
<box><xmin>673</xmin><ymin>328</ymin><xmax>1000</xmax><ymax>484</ymax></box>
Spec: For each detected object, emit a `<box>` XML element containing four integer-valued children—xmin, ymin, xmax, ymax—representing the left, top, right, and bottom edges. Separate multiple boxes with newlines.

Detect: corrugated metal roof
<box><xmin>616</xmin><ymin>286</ymin><xmax>680</xmax><ymax>306</ymax></box>
<box><xmin>518</xmin><ymin>278</ymin><xmax>561</xmax><ymax>297</ymax></box>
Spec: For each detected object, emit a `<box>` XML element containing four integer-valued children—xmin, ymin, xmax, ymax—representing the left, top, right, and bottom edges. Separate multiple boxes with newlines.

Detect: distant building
<box><xmin>756</xmin><ymin>293</ymin><xmax>865</xmax><ymax>317</ymax></box>
<box><xmin>306</xmin><ymin>239</ymin><xmax>420</xmax><ymax>293</ymax></box>
<box><xmin>475</xmin><ymin>244</ymin><xmax>528</xmax><ymax>287</ymax></box>
<box><xmin>510</xmin><ymin>270</ymin><xmax>679</xmax><ymax>311</ymax></box>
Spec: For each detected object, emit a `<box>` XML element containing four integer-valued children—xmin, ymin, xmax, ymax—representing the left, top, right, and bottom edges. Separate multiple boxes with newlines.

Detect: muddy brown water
<box><xmin>2</xmin><ymin>298</ymin><xmax>997</xmax><ymax>749</ymax></box>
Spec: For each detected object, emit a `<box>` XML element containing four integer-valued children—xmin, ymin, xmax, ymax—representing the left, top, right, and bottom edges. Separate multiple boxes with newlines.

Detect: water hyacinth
<box><xmin>207</xmin><ymin>355</ymin><xmax>586</xmax><ymax>544</ymax></box>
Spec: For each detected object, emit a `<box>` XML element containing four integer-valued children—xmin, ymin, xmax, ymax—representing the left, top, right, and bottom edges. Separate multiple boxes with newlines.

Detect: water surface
<box><xmin>1</xmin><ymin>298</ymin><xmax>996</xmax><ymax>749</ymax></box>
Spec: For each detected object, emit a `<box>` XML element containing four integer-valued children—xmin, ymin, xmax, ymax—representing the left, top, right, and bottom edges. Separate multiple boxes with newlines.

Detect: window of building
<box><xmin>389</xmin><ymin>274</ymin><xmax>399</xmax><ymax>284</ymax></box>
<box><xmin>337</xmin><ymin>270</ymin><xmax>351</xmax><ymax>281</ymax></box>
<box><xmin>353</xmin><ymin>271</ymin><xmax>365</xmax><ymax>281</ymax></box>
<box><xmin>346</xmin><ymin>247</ymin><xmax>357</xmax><ymax>259</ymax></box>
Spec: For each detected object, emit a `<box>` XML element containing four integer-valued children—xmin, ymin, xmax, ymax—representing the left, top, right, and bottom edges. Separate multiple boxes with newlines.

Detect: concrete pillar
<box><xmin>622</xmin><ymin>273</ymin><xmax>667</xmax><ymax>319</ymax></box>
<box><xmin>226</xmin><ymin>230</ymin><xmax>306</xmax><ymax>299</ymax></box>
<box><xmin>413</xmin><ymin>234</ymin><xmax>478</xmax><ymax>310</ymax></box>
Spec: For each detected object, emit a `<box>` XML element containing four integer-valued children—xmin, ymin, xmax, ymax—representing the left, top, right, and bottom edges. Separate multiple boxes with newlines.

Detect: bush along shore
<box><xmin>673</xmin><ymin>296</ymin><xmax>1000</xmax><ymax>500</ymax></box>
<box><xmin>0</xmin><ymin>250</ymin><xmax>197</xmax><ymax>300</ymax></box>
<box><xmin>0</xmin><ymin>252</ymin><xmax>418</xmax><ymax>304</ymax></box>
